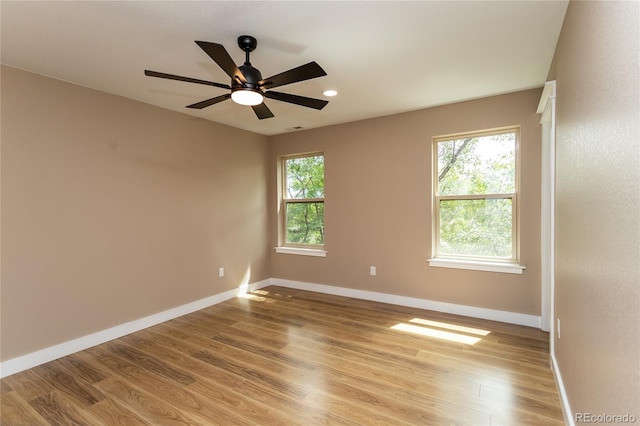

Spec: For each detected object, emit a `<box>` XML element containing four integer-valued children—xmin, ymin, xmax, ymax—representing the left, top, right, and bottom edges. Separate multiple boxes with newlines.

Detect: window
<box><xmin>279</xmin><ymin>153</ymin><xmax>325</xmax><ymax>253</ymax></box>
<box><xmin>431</xmin><ymin>127</ymin><xmax>523</xmax><ymax>272</ymax></box>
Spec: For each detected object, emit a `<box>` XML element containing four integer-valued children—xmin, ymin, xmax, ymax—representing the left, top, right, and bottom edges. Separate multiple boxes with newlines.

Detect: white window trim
<box><xmin>432</xmin><ymin>126</ymin><xmax>522</xmax><ymax>271</ymax></box>
<box><xmin>275</xmin><ymin>246</ymin><xmax>327</xmax><ymax>257</ymax></box>
<box><xmin>428</xmin><ymin>258</ymin><xmax>525</xmax><ymax>274</ymax></box>
<box><xmin>279</xmin><ymin>152</ymin><xmax>325</xmax><ymax>251</ymax></box>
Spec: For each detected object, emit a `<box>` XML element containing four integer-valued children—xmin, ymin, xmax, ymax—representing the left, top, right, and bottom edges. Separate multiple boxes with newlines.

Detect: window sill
<box><xmin>428</xmin><ymin>258</ymin><xmax>525</xmax><ymax>274</ymax></box>
<box><xmin>275</xmin><ymin>247</ymin><xmax>327</xmax><ymax>257</ymax></box>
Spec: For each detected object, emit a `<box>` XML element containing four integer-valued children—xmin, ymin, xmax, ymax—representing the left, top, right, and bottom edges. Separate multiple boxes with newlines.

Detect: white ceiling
<box><xmin>1</xmin><ymin>1</ymin><xmax>568</xmax><ymax>136</ymax></box>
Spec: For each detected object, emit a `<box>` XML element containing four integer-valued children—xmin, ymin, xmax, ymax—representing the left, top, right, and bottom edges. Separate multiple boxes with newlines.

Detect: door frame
<box><xmin>537</xmin><ymin>81</ymin><xmax>556</xmax><ymax>343</ymax></box>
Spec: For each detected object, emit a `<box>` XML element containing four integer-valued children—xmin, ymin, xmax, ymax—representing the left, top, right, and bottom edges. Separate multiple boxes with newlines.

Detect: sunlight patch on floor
<box><xmin>408</xmin><ymin>318</ymin><xmax>491</xmax><ymax>336</ymax></box>
<box><xmin>240</xmin><ymin>289</ymin><xmax>276</xmax><ymax>302</ymax></box>
<box><xmin>238</xmin><ymin>280</ymin><xmax>278</xmax><ymax>303</ymax></box>
<box><xmin>391</xmin><ymin>318</ymin><xmax>491</xmax><ymax>345</ymax></box>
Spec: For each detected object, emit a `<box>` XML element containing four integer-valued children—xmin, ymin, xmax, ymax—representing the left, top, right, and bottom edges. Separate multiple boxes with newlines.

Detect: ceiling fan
<box><xmin>144</xmin><ymin>35</ymin><xmax>329</xmax><ymax>120</ymax></box>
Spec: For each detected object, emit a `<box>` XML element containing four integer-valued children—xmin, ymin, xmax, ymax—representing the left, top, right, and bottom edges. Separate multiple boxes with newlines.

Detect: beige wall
<box><xmin>552</xmin><ymin>0</ymin><xmax>639</xmax><ymax>418</ymax></box>
<box><xmin>1</xmin><ymin>66</ymin><xmax>270</xmax><ymax>360</ymax></box>
<box><xmin>0</xmin><ymin>69</ymin><xmax>547</xmax><ymax>364</ymax></box>
<box><xmin>269</xmin><ymin>89</ymin><xmax>543</xmax><ymax>316</ymax></box>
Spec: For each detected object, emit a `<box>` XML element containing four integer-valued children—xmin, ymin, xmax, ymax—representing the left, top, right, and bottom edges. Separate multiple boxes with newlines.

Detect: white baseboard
<box><xmin>271</xmin><ymin>278</ymin><xmax>541</xmax><ymax>328</ymax></box>
<box><xmin>551</xmin><ymin>352</ymin><xmax>574</xmax><ymax>426</ymax></box>
<box><xmin>0</xmin><ymin>277</ymin><xmax>542</xmax><ymax>379</ymax></box>
<box><xmin>0</xmin><ymin>279</ymin><xmax>271</xmax><ymax>378</ymax></box>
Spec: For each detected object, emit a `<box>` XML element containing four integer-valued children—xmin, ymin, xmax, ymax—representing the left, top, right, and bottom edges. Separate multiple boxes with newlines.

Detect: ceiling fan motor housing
<box><xmin>235</xmin><ymin>64</ymin><xmax>262</xmax><ymax>90</ymax></box>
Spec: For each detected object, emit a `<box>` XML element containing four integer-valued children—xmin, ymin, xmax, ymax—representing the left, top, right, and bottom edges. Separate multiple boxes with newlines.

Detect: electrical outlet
<box><xmin>218</xmin><ymin>267</ymin><xmax>224</xmax><ymax>278</ymax></box>
<box><xmin>370</xmin><ymin>266</ymin><xmax>377</xmax><ymax>276</ymax></box>
<box><xmin>557</xmin><ymin>318</ymin><xmax>561</xmax><ymax>339</ymax></box>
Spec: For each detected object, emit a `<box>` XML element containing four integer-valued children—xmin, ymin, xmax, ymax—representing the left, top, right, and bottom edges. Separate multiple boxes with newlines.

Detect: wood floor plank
<box><xmin>84</xmin><ymin>397</ymin><xmax>152</xmax><ymax>426</ymax></box>
<box><xmin>28</xmin><ymin>390</ymin><xmax>102</xmax><ymax>425</ymax></box>
<box><xmin>30</xmin><ymin>362</ymin><xmax>104</xmax><ymax>408</ymax></box>
<box><xmin>479</xmin><ymin>384</ymin><xmax>564</xmax><ymax>424</ymax></box>
<box><xmin>54</xmin><ymin>353</ymin><xmax>109</xmax><ymax>385</ymax></box>
<box><xmin>102</xmin><ymin>335</ymin><xmax>308</xmax><ymax>426</ymax></box>
<box><xmin>191</xmin><ymin>348</ymin><xmax>311</xmax><ymax>399</ymax></box>
<box><xmin>103</xmin><ymin>342</ymin><xmax>196</xmax><ymax>386</ymax></box>
<box><xmin>137</xmin><ymin>328</ymin><xmax>364</xmax><ymax>426</ymax></box>
<box><xmin>303</xmin><ymin>389</ymin><xmax>421</xmax><ymax>426</ymax></box>
<box><xmin>1</xmin><ymin>380</ymin><xmax>14</xmax><ymax>393</ymax></box>
<box><xmin>2</xmin><ymin>370</ymin><xmax>55</xmax><ymax>402</ymax></box>
<box><xmin>0</xmin><ymin>391</ymin><xmax>49</xmax><ymax>426</ymax></box>
<box><xmin>1</xmin><ymin>286</ymin><xmax>564</xmax><ymax>425</ymax></box>
<box><xmin>92</xmin><ymin>377</ymin><xmax>218</xmax><ymax>426</ymax></box>
<box><xmin>87</xmin><ymin>346</ymin><xmax>253</xmax><ymax>426</ymax></box>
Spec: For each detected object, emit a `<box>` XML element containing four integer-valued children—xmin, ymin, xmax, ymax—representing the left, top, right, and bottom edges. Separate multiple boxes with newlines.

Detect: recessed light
<box><xmin>323</xmin><ymin>90</ymin><xmax>338</xmax><ymax>97</ymax></box>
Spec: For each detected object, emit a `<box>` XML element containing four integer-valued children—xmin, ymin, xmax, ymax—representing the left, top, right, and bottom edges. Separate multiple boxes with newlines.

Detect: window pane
<box><xmin>439</xmin><ymin>198</ymin><xmax>512</xmax><ymax>258</ymax></box>
<box><xmin>438</xmin><ymin>132</ymin><xmax>515</xmax><ymax>196</ymax></box>
<box><xmin>286</xmin><ymin>202</ymin><xmax>325</xmax><ymax>244</ymax></box>
<box><xmin>285</xmin><ymin>155</ymin><xmax>324</xmax><ymax>199</ymax></box>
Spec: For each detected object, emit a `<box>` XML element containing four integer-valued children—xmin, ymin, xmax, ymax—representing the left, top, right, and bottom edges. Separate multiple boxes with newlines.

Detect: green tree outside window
<box><xmin>284</xmin><ymin>154</ymin><xmax>325</xmax><ymax>246</ymax></box>
<box><xmin>435</xmin><ymin>129</ymin><xmax>518</xmax><ymax>260</ymax></box>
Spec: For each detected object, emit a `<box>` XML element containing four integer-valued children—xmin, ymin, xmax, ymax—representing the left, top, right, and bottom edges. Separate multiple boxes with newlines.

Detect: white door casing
<box><xmin>537</xmin><ymin>81</ymin><xmax>556</xmax><ymax>340</ymax></box>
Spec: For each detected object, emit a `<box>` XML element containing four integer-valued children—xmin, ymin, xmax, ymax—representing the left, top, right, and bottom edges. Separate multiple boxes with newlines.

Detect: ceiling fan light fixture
<box><xmin>231</xmin><ymin>88</ymin><xmax>263</xmax><ymax>106</ymax></box>
<box><xmin>145</xmin><ymin>36</ymin><xmax>328</xmax><ymax>119</ymax></box>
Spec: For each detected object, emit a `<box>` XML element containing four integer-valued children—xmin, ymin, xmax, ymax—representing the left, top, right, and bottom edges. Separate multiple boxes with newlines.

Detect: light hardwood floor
<box><xmin>1</xmin><ymin>286</ymin><xmax>564</xmax><ymax>425</ymax></box>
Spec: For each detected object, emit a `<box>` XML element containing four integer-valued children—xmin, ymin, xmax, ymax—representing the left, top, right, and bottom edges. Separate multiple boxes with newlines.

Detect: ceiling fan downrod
<box><xmin>235</xmin><ymin>35</ymin><xmax>261</xmax><ymax>88</ymax></box>
<box><xmin>238</xmin><ymin>35</ymin><xmax>257</xmax><ymax>64</ymax></box>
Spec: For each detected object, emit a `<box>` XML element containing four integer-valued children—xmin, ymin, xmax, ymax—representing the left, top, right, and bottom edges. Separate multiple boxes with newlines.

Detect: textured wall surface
<box><xmin>1</xmin><ymin>66</ymin><xmax>270</xmax><ymax>360</ymax></box>
<box><xmin>553</xmin><ymin>0</ymin><xmax>639</xmax><ymax>418</ymax></box>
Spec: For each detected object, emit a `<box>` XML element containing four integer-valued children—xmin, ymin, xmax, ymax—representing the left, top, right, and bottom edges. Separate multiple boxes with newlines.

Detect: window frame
<box><xmin>278</xmin><ymin>152</ymin><xmax>326</xmax><ymax>255</ymax></box>
<box><xmin>430</xmin><ymin>126</ymin><xmax>525</xmax><ymax>273</ymax></box>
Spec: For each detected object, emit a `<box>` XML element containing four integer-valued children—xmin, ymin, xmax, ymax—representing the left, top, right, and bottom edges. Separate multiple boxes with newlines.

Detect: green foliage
<box><xmin>284</xmin><ymin>155</ymin><xmax>324</xmax><ymax>245</ymax></box>
<box><xmin>439</xmin><ymin>199</ymin><xmax>512</xmax><ymax>257</ymax></box>
<box><xmin>286</xmin><ymin>202</ymin><xmax>324</xmax><ymax>244</ymax></box>
<box><xmin>436</xmin><ymin>132</ymin><xmax>516</xmax><ymax>258</ymax></box>
<box><xmin>438</xmin><ymin>133</ymin><xmax>515</xmax><ymax>195</ymax></box>
<box><xmin>286</xmin><ymin>155</ymin><xmax>324</xmax><ymax>199</ymax></box>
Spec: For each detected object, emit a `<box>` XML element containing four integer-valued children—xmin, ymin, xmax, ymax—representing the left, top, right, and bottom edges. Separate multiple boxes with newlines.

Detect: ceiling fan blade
<box><xmin>264</xmin><ymin>91</ymin><xmax>329</xmax><ymax>110</ymax></box>
<box><xmin>195</xmin><ymin>41</ymin><xmax>246</xmax><ymax>84</ymax></box>
<box><xmin>251</xmin><ymin>102</ymin><xmax>275</xmax><ymax>120</ymax></box>
<box><xmin>259</xmin><ymin>62</ymin><xmax>327</xmax><ymax>90</ymax></box>
<box><xmin>186</xmin><ymin>94</ymin><xmax>231</xmax><ymax>109</ymax></box>
<box><xmin>144</xmin><ymin>70</ymin><xmax>231</xmax><ymax>90</ymax></box>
